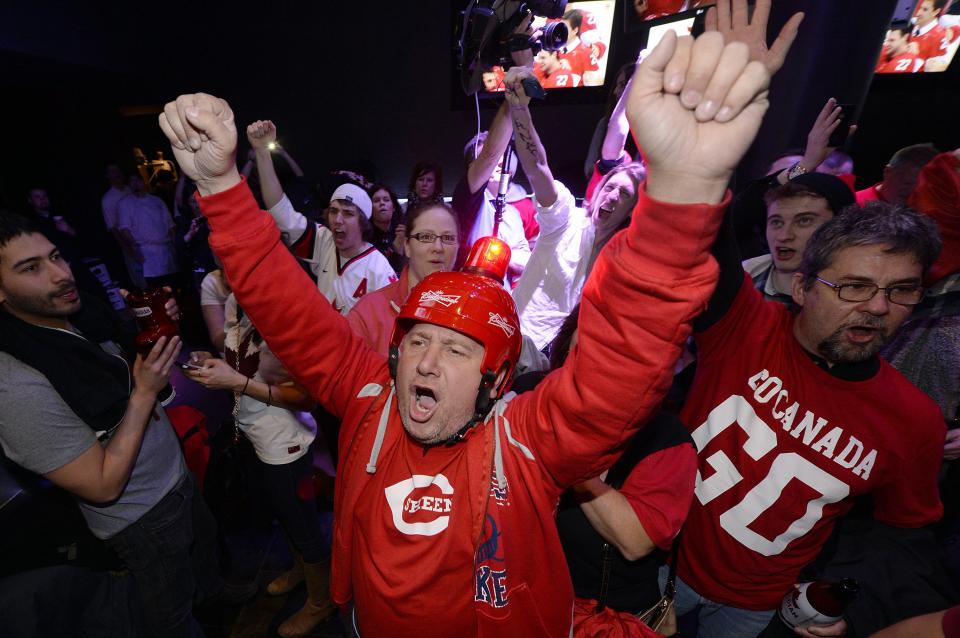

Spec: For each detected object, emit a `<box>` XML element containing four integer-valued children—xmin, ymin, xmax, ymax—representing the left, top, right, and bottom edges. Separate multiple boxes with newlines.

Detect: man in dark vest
<box><xmin>0</xmin><ymin>212</ymin><xmax>223</xmax><ymax>637</ymax></box>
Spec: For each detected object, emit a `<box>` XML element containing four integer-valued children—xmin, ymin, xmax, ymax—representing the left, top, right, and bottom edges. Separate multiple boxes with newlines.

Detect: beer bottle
<box><xmin>778</xmin><ymin>578</ymin><xmax>859</xmax><ymax>628</ymax></box>
<box><xmin>127</xmin><ymin>287</ymin><xmax>179</xmax><ymax>356</ymax></box>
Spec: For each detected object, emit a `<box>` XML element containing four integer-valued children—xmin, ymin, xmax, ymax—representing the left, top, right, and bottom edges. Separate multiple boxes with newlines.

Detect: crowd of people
<box><xmin>1</xmin><ymin>1</ymin><xmax>959</xmax><ymax>637</ymax></box>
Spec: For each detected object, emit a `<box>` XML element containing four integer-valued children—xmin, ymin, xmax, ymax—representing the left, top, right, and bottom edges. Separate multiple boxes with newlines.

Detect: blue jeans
<box><xmin>106</xmin><ymin>472</ymin><xmax>221</xmax><ymax>638</ymax></box>
<box><xmin>257</xmin><ymin>446</ymin><xmax>327</xmax><ymax>563</ymax></box>
<box><xmin>659</xmin><ymin>565</ymin><xmax>775</xmax><ymax>638</ymax></box>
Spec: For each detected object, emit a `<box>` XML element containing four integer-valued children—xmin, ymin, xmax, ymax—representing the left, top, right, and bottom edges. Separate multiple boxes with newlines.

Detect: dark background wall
<box><xmin>1</xmin><ymin>0</ymin><xmax>958</xmax><ymax>246</ymax></box>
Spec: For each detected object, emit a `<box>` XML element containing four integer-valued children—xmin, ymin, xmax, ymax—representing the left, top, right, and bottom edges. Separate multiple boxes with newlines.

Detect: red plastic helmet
<box><xmin>389</xmin><ymin>238</ymin><xmax>521</xmax><ymax>398</ymax></box>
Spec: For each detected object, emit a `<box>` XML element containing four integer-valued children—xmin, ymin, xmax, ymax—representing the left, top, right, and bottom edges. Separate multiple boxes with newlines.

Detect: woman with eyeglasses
<box><xmin>347</xmin><ymin>202</ymin><xmax>460</xmax><ymax>356</ymax></box>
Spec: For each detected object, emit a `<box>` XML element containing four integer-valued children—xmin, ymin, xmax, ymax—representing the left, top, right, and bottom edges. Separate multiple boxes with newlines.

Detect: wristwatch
<box><xmin>787</xmin><ymin>162</ymin><xmax>809</xmax><ymax>180</ymax></box>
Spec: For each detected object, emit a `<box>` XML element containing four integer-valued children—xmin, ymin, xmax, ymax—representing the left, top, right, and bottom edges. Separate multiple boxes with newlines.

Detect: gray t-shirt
<box><xmin>0</xmin><ymin>345</ymin><xmax>185</xmax><ymax>539</ymax></box>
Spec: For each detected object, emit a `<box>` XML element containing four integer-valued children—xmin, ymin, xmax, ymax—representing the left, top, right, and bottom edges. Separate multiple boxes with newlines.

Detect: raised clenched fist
<box><xmin>159</xmin><ymin>93</ymin><xmax>240</xmax><ymax>196</ymax></box>
<box><xmin>503</xmin><ymin>67</ymin><xmax>534</xmax><ymax>109</ymax></box>
<box><xmin>247</xmin><ymin>120</ymin><xmax>277</xmax><ymax>150</ymax></box>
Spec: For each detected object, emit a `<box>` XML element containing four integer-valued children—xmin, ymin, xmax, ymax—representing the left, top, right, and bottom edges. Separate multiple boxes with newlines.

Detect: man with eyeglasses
<box><xmin>669</xmin><ymin>201</ymin><xmax>946</xmax><ymax>637</ymax></box>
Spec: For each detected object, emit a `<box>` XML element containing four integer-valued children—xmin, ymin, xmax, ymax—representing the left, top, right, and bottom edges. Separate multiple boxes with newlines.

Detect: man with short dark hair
<box><xmin>27</xmin><ymin>187</ymin><xmax>76</xmax><ymax>237</ymax></box>
<box><xmin>743</xmin><ymin>173</ymin><xmax>854</xmax><ymax>304</ymax></box>
<box><xmin>0</xmin><ymin>212</ymin><xmax>225</xmax><ymax>637</ymax></box>
<box><xmin>116</xmin><ymin>174</ymin><xmax>179</xmax><ymax>289</ymax></box>
<box><xmin>559</xmin><ymin>8</ymin><xmax>602</xmax><ymax>85</ymax></box>
<box><xmin>856</xmin><ymin>143</ymin><xmax>940</xmax><ymax>205</ymax></box>
<box><xmin>876</xmin><ymin>22</ymin><xmax>925</xmax><ymax>73</ymax></box>
<box><xmin>533</xmin><ymin>49</ymin><xmax>581</xmax><ymax>88</ymax></box>
<box><xmin>672</xmin><ymin>201</ymin><xmax>946</xmax><ymax>636</ymax></box>
<box><xmin>101</xmin><ymin>164</ymin><xmax>146</xmax><ymax>288</ymax></box>
<box><xmin>910</xmin><ymin>0</ymin><xmax>952</xmax><ymax>67</ymax></box>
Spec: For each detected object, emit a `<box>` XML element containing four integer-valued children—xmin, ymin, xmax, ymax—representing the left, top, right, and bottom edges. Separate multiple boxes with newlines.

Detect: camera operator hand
<box><xmin>503</xmin><ymin>67</ymin><xmax>534</xmax><ymax>109</ymax></box>
<box><xmin>247</xmin><ymin>120</ymin><xmax>277</xmax><ymax>151</ymax></box>
<box><xmin>503</xmin><ymin>66</ymin><xmax>559</xmax><ymax>207</ymax></box>
<box><xmin>509</xmin><ymin>13</ymin><xmax>536</xmax><ymax>68</ymax></box>
<box><xmin>626</xmin><ymin>30</ymin><xmax>774</xmax><ymax>205</ymax></box>
<box><xmin>159</xmin><ymin>94</ymin><xmax>239</xmax><ymax>197</ymax></box>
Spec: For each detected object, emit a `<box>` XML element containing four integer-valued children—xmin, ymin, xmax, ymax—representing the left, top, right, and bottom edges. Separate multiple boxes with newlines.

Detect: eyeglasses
<box><xmin>409</xmin><ymin>232</ymin><xmax>458</xmax><ymax>246</ymax></box>
<box><xmin>814</xmin><ymin>276</ymin><xmax>925</xmax><ymax>306</ymax></box>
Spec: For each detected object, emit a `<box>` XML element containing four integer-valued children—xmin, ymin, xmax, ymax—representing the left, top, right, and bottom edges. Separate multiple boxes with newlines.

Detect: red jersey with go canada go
<box><xmin>677</xmin><ymin>274</ymin><xmax>945</xmax><ymax>610</ymax></box>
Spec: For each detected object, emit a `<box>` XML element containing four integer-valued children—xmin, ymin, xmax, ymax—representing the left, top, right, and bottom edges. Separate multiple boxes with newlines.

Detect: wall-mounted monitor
<box><xmin>481</xmin><ymin>0</ymin><xmax>618</xmax><ymax>93</ymax></box>
<box><xmin>875</xmin><ymin>0</ymin><xmax>960</xmax><ymax>74</ymax></box>
<box><xmin>625</xmin><ymin>0</ymin><xmax>713</xmax><ymax>32</ymax></box>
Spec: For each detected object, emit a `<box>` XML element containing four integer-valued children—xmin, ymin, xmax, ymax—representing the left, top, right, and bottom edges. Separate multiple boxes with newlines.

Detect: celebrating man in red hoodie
<box><xmin>158</xmin><ymin>29</ymin><xmax>778</xmax><ymax>638</ymax></box>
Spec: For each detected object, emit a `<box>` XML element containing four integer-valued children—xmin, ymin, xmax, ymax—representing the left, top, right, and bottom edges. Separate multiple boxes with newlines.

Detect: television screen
<box><xmin>639</xmin><ymin>6</ymin><xmax>710</xmax><ymax>59</ymax></box>
<box><xmin>875</xmin><ymin>0</ymin><xmax>960</xmax><ymax>73</ymax></box>
<box><xmin>626</xmin><ymin>0</ymin><xmax>713</xmax><ymax>31</ymax></box>
<box><xmin>481</xmin><ymin>0</ymin><xmax>617</xmax><ymax>93</ymax></box>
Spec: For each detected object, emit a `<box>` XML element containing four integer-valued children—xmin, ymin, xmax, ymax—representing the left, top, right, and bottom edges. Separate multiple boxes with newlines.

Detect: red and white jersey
<box><xmin>875</xmin><ymin>50</ymin><xmax>924</xmax><ymax>73</ymax></box>
<box><xmin>268</xmin><ymin>194</ymin><xmax>397</xmax><ymax>315</ymax></box>
<box><xmin>637</xmin><ymin>0</ymin><xmax>685</xmax><ymax>21</ymax></box>
<box><xmin>541</xmin><ymin>69</ymin><xmax>581</xmax><ymax>89</ymax></box>
<box><xmin>559</xmin><ymin>39</ymin><xmax>600</xmax><ymax>78</ymax></box>
<box><xmin>676</xmin><ymin>275</ymin><xmax>945</xmax><ymax>610</ymax></box>
<box><xmin>912</xmin><ymin>21</ymin><xmax>951</xmax><ymax>61</ymax></box>
<box><xmin>326</xmin><ymin>246</ymin><xmax>398</xmax><ymax>315</ymax></box>
<box><xmin>577</xmin><ymin>10</ymin><xmax>600</xmax><ymax>45</ymax></box>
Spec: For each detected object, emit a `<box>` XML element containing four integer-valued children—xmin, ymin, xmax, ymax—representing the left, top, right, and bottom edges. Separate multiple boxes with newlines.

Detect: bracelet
<box><xmin>240</xmin><ymin>377</ymin><xmax>250</xmax><ymax>396</ymax></box>
<box><xmin>266</xmin><ymin>384</ymin><xmax>274</xmax><ymax>407</ymax></box>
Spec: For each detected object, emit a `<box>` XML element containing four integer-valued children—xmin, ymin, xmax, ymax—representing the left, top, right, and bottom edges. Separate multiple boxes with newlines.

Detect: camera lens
<box><xmin>540</xmin><ymin>21</ymin><xmax>568</xmax><ymax>52</ymax></box>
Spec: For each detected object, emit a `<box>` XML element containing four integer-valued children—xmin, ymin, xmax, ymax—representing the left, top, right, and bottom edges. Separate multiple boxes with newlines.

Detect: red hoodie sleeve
<box><xmin>507</xmin><ymin>185</ymin><xmax>727</xmax><ymax>490</ymax></box>
<box><xmin>908</xmin><ymin>152</ymin><xmax>960</xmax><ymax>285</ymax></box>
<box><xmin>199</xmin><ymin>180</ymin><xmax>387</xmax><ymax>419</ymax></box>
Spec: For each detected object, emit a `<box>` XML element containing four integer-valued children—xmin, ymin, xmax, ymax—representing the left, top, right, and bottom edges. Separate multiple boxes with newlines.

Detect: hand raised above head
<box><xmin>800</xmin><ymin>98</ymin><xmax>856</xmax><ymax>172</ymax></box>
<box><xmin>159</xmin><ymin>93</ymin><xmax>240</xmax><ymax>196</ymax></box>
<box><xmin>705</xmin><ymin>0</ymin><xmax>804</xmax><ymax>75</ymax></box>
<box><xmin>626</xmin><ymin>30</ymin><xmax>771</xmax><ymax>204</ymax></box>
<box><xmin>246</xmin><ymin>120</ymin><xmax>277</xmax><ymax>150</ymax></box>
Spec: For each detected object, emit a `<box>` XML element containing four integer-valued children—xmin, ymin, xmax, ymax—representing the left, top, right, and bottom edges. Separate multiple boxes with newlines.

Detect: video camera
<box><xmin>456</xmin><ymin>0</ymin><xmax>568</xmax><ymax>95</ymax></box>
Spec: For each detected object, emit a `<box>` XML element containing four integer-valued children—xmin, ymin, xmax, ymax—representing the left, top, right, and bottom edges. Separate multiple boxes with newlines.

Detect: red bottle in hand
<box><xmin>779</xmin><ymin>578</ymin><xmax>859</xmax><ymax>628</ymax></box>
<box><xmin>127</xmin><ymin>287</ymin><xmax>179</xmax><ymax>356</ymax></box>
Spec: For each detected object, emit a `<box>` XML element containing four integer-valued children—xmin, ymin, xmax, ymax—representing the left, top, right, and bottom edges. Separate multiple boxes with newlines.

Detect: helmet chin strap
<box><xmin>442</xmin><ymin>371</ymin><xmax>498</xmax><ymax>446</ymax></box>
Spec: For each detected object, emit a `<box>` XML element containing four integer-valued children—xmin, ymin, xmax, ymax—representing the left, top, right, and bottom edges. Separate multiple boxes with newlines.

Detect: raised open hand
<box><xmin>800</xmin><ymin>98</ymin><xmax>856</xmax><ymax>171</ymax></box>
<box><xmin>159</xmin><ymin>93</ymin><xmax>239</xmax><ymax>196</ymax></box>
<box><xmin>246</xmin><ymin>120</ymin><xmax>277</xmax><ymax>150</ymax></box>
<box><xmin>705</xmin><ymin>0</ymin><xmax>804</xmax><ymax>75</ymax></box>
<box><xmin>626</xmin><ymin>30</ymin><xmax>772</xmax><ymax>203</ymax></box>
